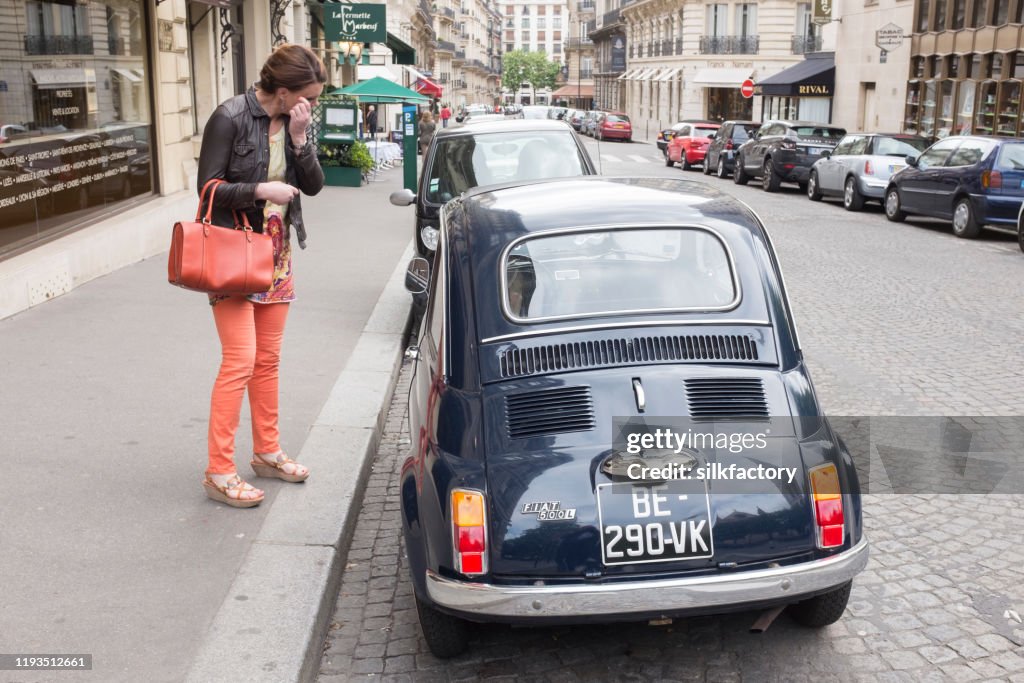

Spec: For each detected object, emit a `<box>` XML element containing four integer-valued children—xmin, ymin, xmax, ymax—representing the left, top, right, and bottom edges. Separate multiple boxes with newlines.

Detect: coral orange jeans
<box><xmin>207</xmin><ymin>297</ymin><xmax>290</xmax><ymax>475</ymax></box>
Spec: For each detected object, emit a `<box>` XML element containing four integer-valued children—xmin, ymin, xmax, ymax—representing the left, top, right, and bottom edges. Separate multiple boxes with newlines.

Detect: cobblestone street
<box><xmin>318</xmin><ymin>145</ymin><xmax>1024</xmax><ymax>682</ymax></box>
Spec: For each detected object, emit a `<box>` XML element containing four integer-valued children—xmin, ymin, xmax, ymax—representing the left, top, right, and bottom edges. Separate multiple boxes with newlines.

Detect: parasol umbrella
<box><xmin>331</xmin><ymin>77</ymin><xmax>431</xmax><ymax>181</ymax></box>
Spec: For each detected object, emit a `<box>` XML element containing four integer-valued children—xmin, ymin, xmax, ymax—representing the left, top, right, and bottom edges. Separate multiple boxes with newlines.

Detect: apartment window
<box><xmin>553</xmin><ymin>17</ymin><xmax>561</xmax><ymax>28</ymax></box>
<box><xmin>538</xmin><ymin>17</ymin><xmax>546</xmax><ymax>28</ymax></box>
<box><xmin>796</xmin><ymin>3</ymin><xmax>814</xmax><ymax>37</ymax></box>
<box><xmin>538</xmin><ymin>5</ymin><xmax>546</xmax><ymax>14</ymax></box>
<box><xmin>995</xmin><ymin>0</ymin><xmax>1009</xmax><ymax>23</ymax></box>
<box><xmin>991</xmin><ymin>52</ymin><xmax>1003</xmax><ymax>79</ymax></box>
<box><xmin>945</xmin><ymin>55</ymin><xmax>958</xmax><ymax>78</ymax></box>
<box><xmin>935</xmin><ymin>0</ymin><xmax>947</xmax><ymax>30</ymax></box>
<box><xmin>506</xmin><ymin>4</ymin><xmax>513</xmax><ymax>13</ymax></box>
<box><xmin>971</xmin><ymin>0</ymin><xmax>988</xmax><ymax>27</ymax></box>
<box><xmin>912</xmin><ymin>56</ymin><xmax>926</xmax><ymax>78</ymax></box>
<box><xmin>506</xmin><ymin>42</ymin><xmax>514</xmax><ymax>52</ymax></box>
<box><xmin>522</xmin><ymin>17</ymin><xmax>530</xmax><ymax>27</ymax></box>
<box><xmin>538</xmin><ymin>31</ymin><xmax>546</xmax><ymax>41</ymax></box>
<box><xmin>705</xmin><ymin>3</ymin><xmax>728</xmax><ymax>36</ymax></box>
<box><xmin>506</xmin><ymin>30</ymin><xmax>514</xmax><ymax>40</ymax></box>
<box><xmin>506</xmin><ymin>18</ymin><xmax>513</xmax><ymax>27</ymax></box>
<box><xmin>1017</xmin><ymin>0</ymin><xmax>1024</xmax><ymax>23</ymax></box>
<box><xmin>918</xmin><ymin>0</ymin><xmax>930</xmax><ymax>31</ymax></box>
<box><xmin>735</xmin><ymin>3</ymin><xmax>757</xmax><ymax>37</ymax></box>
<box><xmin>554</xmin><ymin>43</ymin><xmax>561</xmax><ymax>54</ymax></box>
<box><xmin>951</xmin><ymin>0</ymin><xmax>966</xmax><ymax>28</ymax></box>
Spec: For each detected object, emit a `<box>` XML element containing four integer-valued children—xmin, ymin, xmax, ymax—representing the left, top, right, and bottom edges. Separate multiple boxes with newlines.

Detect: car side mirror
<box><xmin>389</xmin><ymin>188</ymin><xmax>416</xmax><ymax>206</ymax></box>
<box><xmin>405</xmin><ymin>257</ymin><xmax>430</xmax><ymax>296</ymax></box>
<box><xmin>905</xmin><ymin>155</ymin><xmax>919</xmax><ymax>167</ymax></box>
<box><xmin>820</xmin><ymin>150</ymin><xmax>831</xmax><ymax>159</ymax></box>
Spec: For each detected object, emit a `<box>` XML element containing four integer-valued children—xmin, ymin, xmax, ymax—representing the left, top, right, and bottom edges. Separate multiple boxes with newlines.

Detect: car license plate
<box><xmin>597</xmin><ymin>481</ymin><xmax>713</xmax><ymax>566</ymax></box>
<box><xmin>1020</xmin><ymin>179</ymin><xmax>1024</xmax><ymax>189</ymax></box>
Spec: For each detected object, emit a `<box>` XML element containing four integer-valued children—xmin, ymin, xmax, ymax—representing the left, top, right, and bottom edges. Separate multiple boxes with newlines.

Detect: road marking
<box><xmin>601</xmin><ymin>154</ymin><xmax>623</xmax><ymax>163</ymax></box>
<box><xmin>628</xmin><ymin>155</ymin><xmax>651</xmax><ymax>164</ymax></box>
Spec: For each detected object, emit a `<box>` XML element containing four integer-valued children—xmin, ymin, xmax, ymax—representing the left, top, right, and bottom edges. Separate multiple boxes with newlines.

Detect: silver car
<box><xmin>807</xmin><ymin>133</ymin><xmax>930</xmax><ymax>211</ymax></box>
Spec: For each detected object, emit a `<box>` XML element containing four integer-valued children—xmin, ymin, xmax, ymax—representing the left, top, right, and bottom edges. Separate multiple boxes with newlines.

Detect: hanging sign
<box><xmin>325</xmin><ymin>4</ymin><xmax>387</xmax><ymax>43</ymax></box>
<box><xmin>812</xmin><ymin>0</ymin><xmax>833</xmax><ymax>25</ymax></box>
<box><xmin>875</xmin><ymin>23</ymin><xmax>905</xmax><ymax>50</ymax></box>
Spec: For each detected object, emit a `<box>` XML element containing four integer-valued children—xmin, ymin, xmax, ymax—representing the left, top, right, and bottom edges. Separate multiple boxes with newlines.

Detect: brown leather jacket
<box><xmin>197</xmin><ymin>86</ymin><xmax>324</xmax><ymax>249</ymax></box>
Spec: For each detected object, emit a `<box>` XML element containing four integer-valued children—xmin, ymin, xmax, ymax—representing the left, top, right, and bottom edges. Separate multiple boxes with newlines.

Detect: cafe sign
<box><xmin>875</xmin><ymin>23</ymin><xmax>905</xmax><ymax>50</ymax></box>
<box><xmin>325</xmin><ymin>3</ymin><xmax>387</xmax><ymax>43</ymax></box>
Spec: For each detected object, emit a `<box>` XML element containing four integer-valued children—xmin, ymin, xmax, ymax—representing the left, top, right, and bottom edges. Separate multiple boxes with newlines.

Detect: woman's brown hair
<box><xmin>258</xmin><ymin>44</ymin><xmax>327</xmax><ymax>93</ymax></box>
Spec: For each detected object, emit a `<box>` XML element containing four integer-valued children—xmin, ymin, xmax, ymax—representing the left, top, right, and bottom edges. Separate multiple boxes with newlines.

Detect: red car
<box><xmin>666</xmin><ymin>122</ymin><xmax>720</xmax><ymax>170</ymax></box>
<box><xmin>595</xmin><ymin>112</ymin><xmax>632</xmax><ymax>142</ymax></box>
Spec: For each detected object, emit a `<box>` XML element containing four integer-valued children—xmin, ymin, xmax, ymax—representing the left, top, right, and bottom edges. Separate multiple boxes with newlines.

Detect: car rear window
<box><xmin>874</xmin><ymin>136</ymin><xmax>930</xmax><ymax>156</ymax></box>
<box><xmin>995</xmin><ymin>143</ymin><xmax>1024</xmax><ymax>171</ymax></box>
<box><xmin>791</xmin><ymin>126</ymin><xmax>845</xmax><ymax>139</ymax></box>
<box><xmin>425</xmin><ymin>131</ymin><xmax>588</xmax><ymax>203</ymax></box>
<box><xmin>732</xmin><ymin>124</ymin><xmax>758</xmax><ymax>141</ymax></box>
<box><xmin>502</xmin><ymin>228</ymin><xmax>738</xmax><ymax>322</ymax></box>
<box><xmin>605</xmin><ymin>115</ymin><xmax>630</xmax><ymax>123</ymax></box>
<box><xmin>694</xmin><ymin>126</ymin><xmax>718</xmax><ymax>138</ymax></box>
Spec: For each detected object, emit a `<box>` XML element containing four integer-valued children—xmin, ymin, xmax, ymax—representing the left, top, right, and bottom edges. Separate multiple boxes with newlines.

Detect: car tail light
<box><xmin>982</xmin><ymin>170</ymin><xmax>1002</xmax><ymax>189</ymax></box>
<box><xmin>452</xmin><ymin>489</ymin><xmax>487</xmax><ymax>576</ymax></box>
<box><xmin>864</xmin><ymin>160</ymin><xmax>874</xmax><ymax>176</ymax></box>
<box><xmin>809</xmin><ymin>464</ymin><xmax>844</xmax><ymax>549</ymax></box>
<box><xmin>657</xmin><ymin>132</ymin><xmax>664</xmax><ymax>140</ymax></box>
<box><xmin>780</xmin><ymin>139</ymin><xmax>797</xmax><ymax>151</ymax></box>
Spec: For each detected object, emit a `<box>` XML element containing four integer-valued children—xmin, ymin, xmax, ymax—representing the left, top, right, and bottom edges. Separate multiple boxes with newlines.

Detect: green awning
<box><xmin>386</xmin><ymin>32</ymin><xmax>416</xmax><ymax>65</ymax></box>
<box><xmin>331</xmin><ymin>76</ymin><xmax>431</xmax><ymax>103</ymax></box>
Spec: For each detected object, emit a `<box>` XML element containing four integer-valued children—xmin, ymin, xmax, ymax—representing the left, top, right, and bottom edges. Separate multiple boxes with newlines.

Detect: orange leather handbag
<box><xmin>168</xmin><ymin>179</ymin><xmax>274</xmax><ymax>295</ymax></box>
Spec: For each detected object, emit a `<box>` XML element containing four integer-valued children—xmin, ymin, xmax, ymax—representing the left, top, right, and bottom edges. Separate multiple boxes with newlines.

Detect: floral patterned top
<box><xmin>210</xmin><ymin>126</ymin><xmax>295</xmax><ymax>306</ymax></box>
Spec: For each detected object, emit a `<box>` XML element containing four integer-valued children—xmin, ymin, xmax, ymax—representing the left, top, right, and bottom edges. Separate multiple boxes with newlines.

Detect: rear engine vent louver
<box><xmin>506</xmin><ymin>386</ymin><xmax>595</xmax><ymax>439</ymax></box>
<box><xmin>685</xmin><ymin>377</ymin><xmax>769</xmax><ymax>418</ymax></box>
<box><xmin>499</xmin><ymin>334</ymin><xmax>759</xmax><ymax>378</ymax></box>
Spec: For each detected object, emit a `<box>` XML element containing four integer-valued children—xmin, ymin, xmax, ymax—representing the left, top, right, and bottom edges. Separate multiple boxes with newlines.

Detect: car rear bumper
<box><xmin>425</xmin><ymin>537</ymin><xmax>868</xmax><ymax>620</ymax></box>
<box><xmin>858</xmin><ymin>177</ymin><xmax>889</xmax><ymax>198</ymax></box>
<box><xmin>601</xmin><ymin>129</ymin><xmax>632</xmax><ymax>139</ymax></box>
<box><xmin>972</xmin><ymin>193</ymin><xmax>1024</xmax><ymax>225</ymax></box>
<box><xmin>686</xmin><ymin>149</ymin><xmax>710</xmax><ymax>163</ymax></box>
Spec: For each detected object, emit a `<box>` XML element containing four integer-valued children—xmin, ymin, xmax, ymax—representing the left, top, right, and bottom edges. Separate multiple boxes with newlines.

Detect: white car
<box><xmin>808</xmin><ymin>133</ymin><xmax>930</xmax><ymax>211</ymax></box>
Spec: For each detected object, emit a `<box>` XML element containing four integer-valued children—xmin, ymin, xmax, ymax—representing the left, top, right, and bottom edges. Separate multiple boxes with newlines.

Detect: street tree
<box><xmin>501</xmin><ymin>50</ymin><xmax>529</xmax><ymax>102</ymax></box>
<box><xmin>524</xmin><ymin>51</ymin><xmax>562</xmax><ymax>104</ymax></box>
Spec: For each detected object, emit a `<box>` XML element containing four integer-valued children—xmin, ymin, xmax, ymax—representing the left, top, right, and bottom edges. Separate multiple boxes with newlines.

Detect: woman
<box><xmin>196</xmin><ymin>44</ymin><xmax>326</xmax><ymax>507</ymax></box>
<box><xmin>419</xmin><ymin>111</ymin><xmax>436</xmax><ymax>157</ymax></box>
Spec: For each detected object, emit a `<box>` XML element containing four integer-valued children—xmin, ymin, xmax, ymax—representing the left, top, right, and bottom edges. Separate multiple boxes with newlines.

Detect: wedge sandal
<box><xmin>203</xmin><ymin>474</ymin><xmax>264</xmax><ymax>508</ymax></box>
<box><xmin>250</xmin><ymin>452</ymin><xmax>310</xmax><ymax>483</ymax></box>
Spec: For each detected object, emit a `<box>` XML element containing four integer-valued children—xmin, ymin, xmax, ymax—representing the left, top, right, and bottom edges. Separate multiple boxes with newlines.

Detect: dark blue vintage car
<box><xmin>401</xmin><ymin>177</ymin><xmax>868</xmax><ymax>657</ymax></box>
<box><xmin>884</xmin><ymin>135</ymin><xmax>1024</xmax><ymax>237</ymax></box>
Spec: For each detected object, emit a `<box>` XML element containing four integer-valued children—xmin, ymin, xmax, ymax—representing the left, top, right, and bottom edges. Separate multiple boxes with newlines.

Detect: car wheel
<box><xmin>702</xmin><ymin>156</ymin><xmax>713</xmax><ymax>175</ymax></box>
<box><xmin>665</xmin><ymin>152</ymin><xmax>675</xmax><ymax>168</ymax></box>
<box><xmin>415</xmin><ymin>594</ymin><xmax>469</xmax><ymax>658</ymax></box>
<box><xmin>789</xmin><ymin>581</ymin><xmax>852</xmax><ymax>628</ymax></box>
<box><xmin>1018</xmin><ymin>214</ymin><xmax>1024</xmax><ymax>253</ymax></box>
<box><xmin>717</xmin><ymin>157</ymin><xmax>728</xmax><ymax>179</ymax></box>
<box><xmin>625</xmin><ymin>137</ymin><xmax>632</xmax><ymax>143</ymax></box>
<box><xmin>884</xmin><ymin>188</ymin><xmax>906</xmax><ymax>222</ymax></box>
<box><xmin>843</xmin><ymin>176</ymin><xmax>865</xmax><ymax>211</ymax></box>
<box><xmin>733</xmin><ymin>154</ymin><xmax>749</xmax><ymax>185</ymax></box>
<box><xmin>951</xmin><ymin>197</ymin><xmax>981</xmax><ymax>238</ymax></box>
<box><xmin>762</xmin><ymin>159</ymin><xmax>781</xmax><ymax>192</ymax></box>
<box><xmin>807</xmin><ymin>170</ymin><xmax>823</xmax><ymax>201</ymax></box>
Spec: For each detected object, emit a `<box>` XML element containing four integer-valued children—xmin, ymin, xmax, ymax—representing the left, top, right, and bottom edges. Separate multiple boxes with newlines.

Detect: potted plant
<box><xmin>320</xmin><ymin>139</ymin><xmax>374</xmax><ymax>187</ymax></box>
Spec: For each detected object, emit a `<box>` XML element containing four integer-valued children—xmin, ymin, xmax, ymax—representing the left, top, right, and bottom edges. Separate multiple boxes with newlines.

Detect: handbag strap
<box><xmin>196</xmin><ymin>178</ymin><xmax>254</xmax><ymax>231</ymax></box>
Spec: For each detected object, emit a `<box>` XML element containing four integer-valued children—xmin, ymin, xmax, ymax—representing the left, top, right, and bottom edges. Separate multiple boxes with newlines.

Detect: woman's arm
<box><xmin>290</xmin><ymin>131</ymin><xmax>325</xmax><ymax>197</ymax></box>
<box><xmin>197</xmin><ymin>109</ymin><xmax>259</xmax><ymax>209</ymax></box>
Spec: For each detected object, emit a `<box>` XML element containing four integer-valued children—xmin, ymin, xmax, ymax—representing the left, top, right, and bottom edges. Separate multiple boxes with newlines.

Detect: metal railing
<box><xmin>791</xmin><ymin>34</ymin><xmax>823</xmax><ymax>54</ymax></box>
<box><xmin>454</xmin><ymin>50</ymin><xmax>466</xmax><ymax>60</ymax></box>
<box><xmin>440</xmin><ymin>7</ymin><xmax>455</xmax><ymax>20</ymax></box>
<box><xmin>698</xmin><ymin>34</ymin><xmax>759</xmax><ymax>54</ymax></box>
<box><xmin>567</xmin><ymin>37</ymin><xmax>593</xmax><ymax>48</ymax></box>
<box><xmin>577</xmin><ymin>0</ymin><xmax>595</xmax><ymax>11</ymax></box>
<box><xmin>438</xmin><ymin>73</ymin><xmax>450</xmax><ymax>83</ymax></box>
<box><xmin>437</xmin><ymin>39</ymin><xmax>456</xmax><ymax>52</ymax></box>
<box><xmin>601</xmin><ymin>8</ymin><xmax>621</xmax><ymax>27</ymax></box>
<box><xmin>468</xmin><ymin>58</ymin><xmax>487</xmax><ymax>70</ymax></box>
<box><xmin>24</xmin><ymin>34</ymin><xmax>94</xmax><ymax>55</ymax></box>
<box><xmin>453</xmin><ymin>79</ymin><xmax>467</xmax><ymax>88</ymax></box>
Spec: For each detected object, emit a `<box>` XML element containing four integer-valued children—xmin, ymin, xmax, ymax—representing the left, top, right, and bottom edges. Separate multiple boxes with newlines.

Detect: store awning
<box><xmin>638</xmin><ymin>69</ymin><xmax>663</xmax><ymax>81</ymax></box>
<box><xmin>30</xmin><ymin>68</ymin><xmax>95</xmax><ymax>89</ymax></box>
<box><xmin>756</xmin><ymin>53</ymin><xmax>835</xmax><ymax>97</ymax></box>
<box><xmin>691</xmin><ymin>67</ymin><xmax>752</xmax><ymax>88</ymax></box>
<box><xmin>550</xmin><ymin>84</ymin><xmax>595</xmax><ymax>98</ymax></box>
<box><xmin>414</xmin><ymin>77</ymin><xmax>443</xmax><ymax>97</ymax></box>
<box><xmin>357</xmin><ymin>65</ymin><xmax>399</xmax><ymax>83</ymax></box>
<box><xmin>386</xmin><ymin>32</ymin><xmax>416</xmax><ymax>65</ymax></box>
<box><xmin>111</xmin><ymin>67</ymin><xmax>141</xmax><ymax>83</ymax></box>
<box><xmin>656</xmin><ymin>68</ymin><xmax>680</xmax><ymax>81</ymax></box>
<box><xmin>617</xmin><ymin>69</ymin><xmax>636</xmax><ymax>80</ymax></box>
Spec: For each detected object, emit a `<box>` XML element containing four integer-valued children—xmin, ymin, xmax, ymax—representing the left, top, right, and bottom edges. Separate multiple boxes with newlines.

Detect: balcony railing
<box><xmin>584</xmin><ymin>19</ymin><xmax>596</xmax><ymax>35</ymax></box>
<box><xmin>24</xmin><ymin>34</ymin><xmax>94</xmax><ymax>55</ymax></box>
<box><xmin>698</xmin><ymin>34</ymin><xmax>759</xmax><ymax>55</ymax></box>
<box><xmin>453</xmin><ymin>79</ymin><xmax>467</xmax><ymax>88</ymax></box>
<box><xmin>437</xmin><ymin>39</ymin><xmax>456</xmax><ymax>52</ymax></box>
<box><xmin>439</xmin><ymin>7</ymin><xmax>456</xmax><ymax>20</ymax></box>
<box><xmin>438</xmin><ymin>73</ymin><xmax>450</xmax><ymax>83</ymax></box>
<box><xmin>791</xmin><ymin>34</ymin><xmax>823</xmax><ymax>54</ymax></box>
<box><xmin>567</xmin><ymin>37</ymin><xmax>593</xmax><ymax>48</ymax></box>
<box><xmin>601</xmin><ymin>8</ymin><xmax>621</xmax><ymax>26</ymax></box>
<box><xmin>468</xmin><ymin>58</ymin><xmax>487</xmax><ymax>70</ymax></box>
<box><xmin>577</xmin><ymin>0</ymin><xmax>595</xmax><ymax>11</ymax></box>
<box><xmin>454</xmin><ymin>50</ymin><xmax>466</xmax><ymax>60</ymax></box>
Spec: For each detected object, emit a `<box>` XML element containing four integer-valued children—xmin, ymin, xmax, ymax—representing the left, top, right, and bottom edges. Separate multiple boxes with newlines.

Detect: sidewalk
<box><xmin>0</xmin><ymin>166</ymin><xmax>414</xmax><ymax>682</ymax></box>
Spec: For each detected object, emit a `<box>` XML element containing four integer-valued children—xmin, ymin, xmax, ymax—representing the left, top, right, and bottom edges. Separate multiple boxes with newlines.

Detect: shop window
<box><xmin>1015</xmin><ymin>53</ymin><xmax>1024</xmax><ymax>79</ymax></box>
<box><xmin>954</xmin><ymin>79</ymin><xmax>976</xmax><ymax>134</ymax></box>
<box><xmin>946</xmin><ymin>55</ymin><xmax>958</xmax><ymax>78</ymax></box>
<box><xmin>1</xmin><ymin>0</ymin><xmax>154</xmax><ymax>257</ymax></box>
<box><xmin>970</xmin><ymin>53</ymin><xmax>983</xmax><ymax>78</ymax></box>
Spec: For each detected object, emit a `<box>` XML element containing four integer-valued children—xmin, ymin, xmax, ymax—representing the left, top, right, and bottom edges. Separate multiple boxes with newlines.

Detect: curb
<box><xmin>185</xmin><ymin>243</ymin><xmax>413</xmax><ymax>683</ymax></box>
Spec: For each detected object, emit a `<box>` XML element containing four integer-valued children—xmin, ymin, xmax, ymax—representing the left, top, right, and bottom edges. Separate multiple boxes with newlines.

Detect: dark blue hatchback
<box><xmin>883</xmin><ymin>135</ymin><xmax>1024</xmax><ymax>237</ymax></box>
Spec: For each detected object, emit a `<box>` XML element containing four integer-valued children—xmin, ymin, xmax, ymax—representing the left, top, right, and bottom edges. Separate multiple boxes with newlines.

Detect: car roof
<box><xmin>764</xmin><ymin>119</ymin><xmax>844</xmax><ymax>128</ymax></box>
<box><xmin>458</xmin><ymin>176</ymin><xmax>761</xmax><ymax>238</ymax></box>
<box><xmin>437</xmin><ymin>119</ymin><xmax>572</xmax><ymax>137</ymax></box>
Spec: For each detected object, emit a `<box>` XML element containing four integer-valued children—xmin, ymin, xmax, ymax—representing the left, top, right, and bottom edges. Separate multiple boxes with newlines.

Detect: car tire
<box><xmin>665</xmin><ymin>153</ymin><xmax>674</xmax><ymax>168</ymax></box>
<box><xmin>415</xmin><ymin>594</ymin><xmax>469</xmax><ymax>658</ymax></box>
<box><xmin>681</xmin><ymin>156</ymin><xmax>692</xmax><ymax>171</ymax></box>
<box><xmin>1018</xmin><ymin>215</ymin><xmax>1024</xmax><ymax>253</ymax></box>
<box><xmin>951</xmin><ymin>197</ymin><xmax>981</xmax><ymax>238</ymax></box>
<box><xmin>625</xmin><ymin>137</ymin><xmax>632</xmax><ymax>143</ymax></box>
<box><xmin>717</xmin><ymin>157</ymin><xmax>728</xmax><ymax>179</ymax></box>
<box><xmin>807</xmin><ymin>170</ymin><xmax>823</xmax><ymax>201</ymax></box>
<box><xmin>843</xmin><ymin>176</ymin><xmax>865</xmax><ymax>211</ymax></box>
<box><xmin>789</xmin><ymin>581</ymin><xmax>852</xmax><ymax>628</ymax></box>
<box><xmin>702</xmin><ymin>156</ymin><xmax>713</xmax><ymax>175</ymax></box>
<box><xmin>884</xmin><ymin>187</ymin><xmax>906</xmax><ymax>222</ymax></box>
<box><xmin>762</xmin><ymin>159</ymin><xmax>781</xmax><ymax>192</ymax></box>
<box><xmin>733</xmin><ymin>155</ymin><xmax>749</xmax><ymax>185</ymax></box>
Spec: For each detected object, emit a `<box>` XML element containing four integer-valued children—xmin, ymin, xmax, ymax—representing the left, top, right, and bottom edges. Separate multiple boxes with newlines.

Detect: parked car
<box><xmin>733</xmin><ymin>120</ymin><xmax>846</xmax><ymax>192</ymax></box>
<box><xmin>702</xmin><ymin>120</ymin><xmax>760</xmax><ymax>178</ymax></box>
<box><xmin>582</xmin><ymin>110</ymin><xmax>601</xmax><ymax>137</ymax></box>
<box><xmin>1018</xmin><ymin>201</ymin><xmax>1024</xmax><ymax>252</ymax></box>
<box><xmin>567</xmin><ymin>109</ymin><xmax>585</xmax><ymax>131</ymax></box>
<box><xmin>657</xmin><ymin>119</ymin><xmax>717</xmax><ymax>155</ymax></box>
<box><xmin>400</xmin><ymin>175</ymin><xmax>868</xmax><ymax>658</ymax></box>
<box><xmin>0</xmin><ymin>124</ymin><xmax>31</xmax><ymax>144</ymax></box>
<box><xmin>521</xmin><ymin>105</ymin><xmax>551</xmax><ymax>120</ymax></box>
<box><xmin>666</xmin><ymin>121</ymin><xmax>719</xmax><ymax>169</ymax></box>
<box><xmin>883</xmin><ymin>135</ymin><xmax>1024</xmax><ymax>238</ymax></box>
<box><xmin>547</xmin><ymin>106</ymin><xmax>569</xmax><ymax>121</ymax></box>
<box><xmin>595</xmin><ymin>112</ymin><xmax>632</xmax><ymax>142</ymax></box>
<box><xmin>389</xmin><ymin>119</ymin><xmax>598</xmax><ymax>256</ymax></box>
<box><xmin>463</xmin><ymin>112</ymin><xmax>506</xmax><ymax>125</ymax></box>
<box><xmin>806</xmin><ymin>133</ymin><xmax>930</xmax><ymax>211</ymax></box>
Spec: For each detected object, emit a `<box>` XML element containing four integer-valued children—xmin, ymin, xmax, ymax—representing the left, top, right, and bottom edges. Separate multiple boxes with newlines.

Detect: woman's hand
<box><xmin>256</xmin><ymin>181</ymin><xmax>300</xmax><ymax>205</ymax></box>
<box><xmin>288</xmin><ymin>96</ymin><xmax>312</xmax><ymax>147</ymax></box>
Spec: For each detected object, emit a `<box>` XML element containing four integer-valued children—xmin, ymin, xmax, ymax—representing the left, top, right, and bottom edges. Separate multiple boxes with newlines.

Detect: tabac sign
<box><xmin>325</xmin><ymin>3</ymin><xmax>387</xmax><ymax>43</ymax></box>
<box><xmin>875</xmin><ymin>23</ymin><xmax>905</xmax><ymax>50</ymax></box>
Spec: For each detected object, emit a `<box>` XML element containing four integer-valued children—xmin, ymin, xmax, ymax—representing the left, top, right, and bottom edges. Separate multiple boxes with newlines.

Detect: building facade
<box><xmin>555</xmin><ymin>0</ymin><xmax>595</xmax><ymax>109</ymax></box>
<box><xmin>590</xmin><ymin>0</ymin><xmax>628</xmax><ymax>111</ymax></box>
<box><xmin>500</xmin><ymin>0</ymin><xmax>569</xmax><ymax>104</ymax></box>
<box><xmin>902</xmin><ymin>0</ymin><xmax>1024</xmax><ymax>138</ymax></box>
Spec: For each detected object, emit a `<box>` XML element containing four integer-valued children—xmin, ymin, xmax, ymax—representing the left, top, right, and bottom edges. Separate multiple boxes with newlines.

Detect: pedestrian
<box><xmin>195</xmin><ymin>43</ymin><xmax>326</xmax><ymax>507</ymax></box>
<box><xmin>419</xmin><ymin>110</ymin><xmax>436</xmax><ymax>156</ymax></box>
<box><xmin>440</xmin><ymin>103</ymin><xmax>451</xmax><ymax>128</ymax></box>
<box><xmin>357</xmin><ymin>106</ymin><xmax>364</xmax><ymax>139</ymax></box>
<box><xmin>366</xmin><ymin>105</ymin><xmax>378</xmax><ymax>140</ymax></box>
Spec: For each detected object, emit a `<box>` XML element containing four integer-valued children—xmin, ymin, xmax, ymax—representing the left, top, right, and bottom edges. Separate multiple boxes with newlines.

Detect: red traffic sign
<box><xmin>740</xmin><ymin>79</ymin><xmax>755</xmax><ymax>98</ymax></box>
